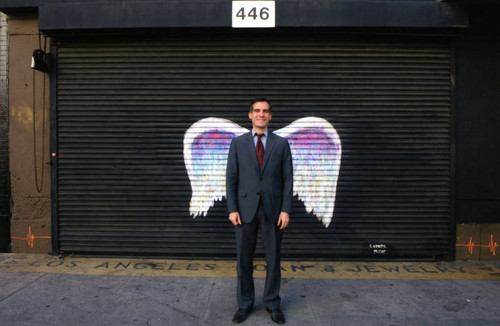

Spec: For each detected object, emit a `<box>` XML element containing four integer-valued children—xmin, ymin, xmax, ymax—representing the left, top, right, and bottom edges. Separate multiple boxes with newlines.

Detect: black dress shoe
<box><xmin>266</xmin><ymin>308</ymin><xmax>285</xmax><ymax>324</ymax></box>
<box><xmin>232</xmin><ymin>306</ymin><xmax>252</xmax><ymax>324</ymax></box>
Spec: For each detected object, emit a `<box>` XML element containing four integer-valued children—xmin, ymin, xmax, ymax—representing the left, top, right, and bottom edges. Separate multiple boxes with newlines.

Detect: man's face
<box><xmin>249</xmin><ymin>101</ymin><xmax>272</xmax><ymax>131</ymax></box>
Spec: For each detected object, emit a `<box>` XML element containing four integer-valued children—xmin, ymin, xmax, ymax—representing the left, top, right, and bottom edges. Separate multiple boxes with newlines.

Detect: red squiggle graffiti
<box><xmin>456</xmin><ymin>234</ymin><xmax>498</xmax><ymax>256</ymax></box>
<box><xmin>11</xmin><ymin>226</ymin><xmax>51</xmax><ymax>248</ymax></box>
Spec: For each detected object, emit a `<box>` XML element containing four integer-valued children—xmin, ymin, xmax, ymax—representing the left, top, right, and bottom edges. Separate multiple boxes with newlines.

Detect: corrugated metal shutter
<box><xmin>54</xmin><ymin>31</ymin><xmax>451</xmax><ymax>259</ymax></box>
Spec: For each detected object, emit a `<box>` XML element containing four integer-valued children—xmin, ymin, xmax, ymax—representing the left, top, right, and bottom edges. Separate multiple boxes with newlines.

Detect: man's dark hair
<box><xmin>249</xmin><ymin>97</ymin><xmax>272</xmax><ymax>112</ymax></box>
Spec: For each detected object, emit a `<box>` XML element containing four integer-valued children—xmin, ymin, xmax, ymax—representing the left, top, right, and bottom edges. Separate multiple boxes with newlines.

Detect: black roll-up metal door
<box><xmin>54</xmin><ymin>31</ymin><xmax>452</xmax><ymax>259</ymax></box>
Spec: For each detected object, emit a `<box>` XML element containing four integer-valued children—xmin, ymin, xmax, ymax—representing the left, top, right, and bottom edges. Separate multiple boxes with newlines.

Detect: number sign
<box><xmin>232</xmin><ymin>1</ymin><xmax>276</xmax><ymax>28</ymax></box>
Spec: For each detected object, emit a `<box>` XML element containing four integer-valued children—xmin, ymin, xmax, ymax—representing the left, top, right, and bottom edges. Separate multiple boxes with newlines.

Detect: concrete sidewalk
<box><xmin>0</xmin><ymin>255</ymin><xmax>499</xmax><ymax>326</ymax></box>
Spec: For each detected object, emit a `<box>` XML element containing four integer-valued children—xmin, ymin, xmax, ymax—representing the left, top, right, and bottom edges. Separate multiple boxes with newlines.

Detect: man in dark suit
<box><xmin>226</xmin><ymin>97</ymin><xmax>293</xmax><ymax>324</ymax></box>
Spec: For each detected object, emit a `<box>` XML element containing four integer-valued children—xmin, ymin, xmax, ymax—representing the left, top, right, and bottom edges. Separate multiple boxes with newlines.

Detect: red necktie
<box><xmin>256</xmin><ymin>134</ymin><xmax>264</xmax><ymax>170</ymax></box>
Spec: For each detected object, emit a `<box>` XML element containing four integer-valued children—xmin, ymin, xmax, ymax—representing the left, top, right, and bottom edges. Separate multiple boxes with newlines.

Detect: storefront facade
<box><xmin>1</xmin><ymin>1</ymin><xmax>498</xmax><ymax>260</ymax></box>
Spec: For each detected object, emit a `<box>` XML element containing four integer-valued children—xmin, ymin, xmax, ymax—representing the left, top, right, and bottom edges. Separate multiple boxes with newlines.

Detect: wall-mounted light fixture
<box><xmin>31</xmin><ymin>49</ymin><xmax>52</xmax><ymax>73</ymax></box>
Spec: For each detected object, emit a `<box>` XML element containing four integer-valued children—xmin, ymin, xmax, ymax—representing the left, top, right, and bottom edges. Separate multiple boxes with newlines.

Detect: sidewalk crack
<box><xmin>0</xmin><ymin>273</ymin><xmax>48</xmax><ymax>303</ymax></box>
<box><xmin>392</xmin><ymin>281</ymin><xmax>434</xmax><ymax>324</ymax></box>
<box><xmin>78</xmin><ymin>276</ymin><xmax>132</xmax><ymax>326</ymax></box>
<box><xmin>303</xmin><ymin>282</ymin><xmax>320</xmax><ymax>325</ymax></box>
<box><xmin>201</xmin><ymin>279</ymin><xmax>216</xmax><ymax>326</ymax></box>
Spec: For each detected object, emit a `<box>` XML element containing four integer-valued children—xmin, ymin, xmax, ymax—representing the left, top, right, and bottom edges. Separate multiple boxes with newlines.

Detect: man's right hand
<box><xmin>229</xmin><ymin>212</ymin><xmax>242</xmax><ymax>225</ymax></box>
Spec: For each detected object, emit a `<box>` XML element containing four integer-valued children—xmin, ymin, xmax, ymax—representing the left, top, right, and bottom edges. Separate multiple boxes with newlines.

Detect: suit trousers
<box><xmin>235</xmin><ymin>198</ymin><xmax>283</xmax><ymax>310</ymax></box>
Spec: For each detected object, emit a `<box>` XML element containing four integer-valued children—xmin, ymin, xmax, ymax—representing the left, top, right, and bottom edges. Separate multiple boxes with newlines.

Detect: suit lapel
<box><xmin>261</xmin><ymin>132</ymin><xmax>276</xmax><ymax>173</ymax></box>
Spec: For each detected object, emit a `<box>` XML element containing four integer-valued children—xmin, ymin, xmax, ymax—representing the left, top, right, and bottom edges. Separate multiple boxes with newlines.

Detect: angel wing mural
<box><xmin>183</xmin><ymin>117</ymin><xmax>341</xmax><ymax>228</ymax></box>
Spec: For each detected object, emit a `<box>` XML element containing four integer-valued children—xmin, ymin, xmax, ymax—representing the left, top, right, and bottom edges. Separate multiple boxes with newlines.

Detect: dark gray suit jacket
<box><xmin>226</xmin><ymin>131</ymin><xmax>293</xmax><ymax>223</ymax></box>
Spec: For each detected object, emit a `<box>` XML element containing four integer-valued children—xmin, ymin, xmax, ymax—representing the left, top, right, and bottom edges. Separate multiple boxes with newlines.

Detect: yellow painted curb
<box><xmin>1</xmin><ymin>254</ymin><xmax>499</xmax><ymax>280</ymax></box>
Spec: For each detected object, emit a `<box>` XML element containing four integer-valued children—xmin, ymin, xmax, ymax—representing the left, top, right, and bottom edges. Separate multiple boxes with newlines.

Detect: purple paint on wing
<box><xmin>191</xmin><ymin>130</ymin><xmax>236</xmax><ymax>172</ymax></box>
<box><xmin>287</xmin><ymin>129</ymin><xmax>339</xmax><ymax>157</ymax></box>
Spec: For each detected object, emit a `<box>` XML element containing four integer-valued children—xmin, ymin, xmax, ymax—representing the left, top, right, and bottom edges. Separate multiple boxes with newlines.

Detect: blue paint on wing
<box><xmin>191</xmin><ymin>130</ymin><xmax>237</xmax><ymax>174</ymax></box>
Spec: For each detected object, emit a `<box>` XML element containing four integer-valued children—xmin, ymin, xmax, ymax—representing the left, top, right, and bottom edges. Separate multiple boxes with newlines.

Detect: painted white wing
<box><xmin>183</xmin><ymin>117</ymin><xmax>247</xmax><ymax>217</ymax></box>
<box><xmin>183</xmin><ymin>116</ymin><xmax>342</xmax><ymax>228</ymax></box>
<box><xmin>275</xmin><ymin>117</ymin><xmax>342</xmax><ymax>228</ymax></box>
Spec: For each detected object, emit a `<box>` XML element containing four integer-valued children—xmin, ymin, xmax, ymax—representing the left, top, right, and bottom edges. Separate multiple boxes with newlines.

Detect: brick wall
<box><xmin>0</xmin><ymin>12</ymin><xmax>10</xmax><ymax>252</ymax></box>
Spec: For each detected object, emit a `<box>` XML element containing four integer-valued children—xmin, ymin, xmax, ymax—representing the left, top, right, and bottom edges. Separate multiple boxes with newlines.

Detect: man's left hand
<box><xmin>277</xmin><ymin>212</ymin><xmax>290</xmax><ymax>230</ymax></box>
